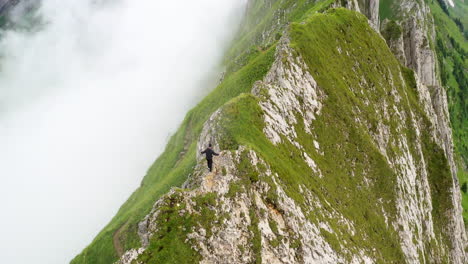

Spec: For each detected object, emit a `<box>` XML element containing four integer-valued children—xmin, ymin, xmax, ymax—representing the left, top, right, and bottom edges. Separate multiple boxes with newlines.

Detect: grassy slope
<box><xmin>71</xmin><ymin>1</ymin><xmax>338</xmax><ymax>263</ymax></box>
<box><xmin>427</xmin><ymin>0</ymin><xmax>468</xmax><ymax>224</ymax></box>
<box><xmin>452</xmin><ymin>0</ymin><xmax>468</xmax><ymax>37</ymax></box>
<box><xmin>225</xmin><ymin>0</ymin><xmax>335</xmax><ymax>71</ymax></box>
<box><xmin>136</xmin><ymin>8</ymin><xmax>454</xmax><ymax>262</ymax></box>
<box><xmin>288</xmin><ymin>8</ymin><xmax>452</xmax><ymax>259</ymax></box>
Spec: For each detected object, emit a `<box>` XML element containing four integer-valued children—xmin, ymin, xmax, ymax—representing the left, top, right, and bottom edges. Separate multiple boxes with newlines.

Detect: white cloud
<box><xmin>0</xmin><ymin>0</ymin><xmax>245</xmax><ymax>263</ymax></box>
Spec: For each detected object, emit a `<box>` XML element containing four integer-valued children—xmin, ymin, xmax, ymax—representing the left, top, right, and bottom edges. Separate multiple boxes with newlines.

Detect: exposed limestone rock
<box><xmin>197</xmin><ymin>108</ymin><xmax>223</xmax><ymax>161</ymax></box>
<box><xmin>367</xmin><ymin>0</ymin><xmax>380</xmax><ymax>31</ymax></box>
<box><xmin>398</xmin><ymin>0</ymin><xmax>438</xmax><ymax>87</ymax></box>
<box><xmin>383</xmin><ymin>1</ymin><xmax>467</xmax><ymax>261</ymax></box>
<box><xmin>333</xmin><ymin>0</ymin><xmax>380</xmax><ymax>31</ymax></box>
<box><xmin>115</xmin><ymin>248</ymin><xmax>144</xmax><ymax>264</ymax></box>
<box><xmin>137</xmin><ymin>217</ymin><xmax>150</xmax><ymax>248</ymax></box>
<box><xmin>252</xmin><ymin>34</ymin><xmax>324</xmax><ymax>146</ymax></box>
<box><xmin>365</xmin><ymin>84</ymin><xmax>438</xmax><ymax>262</ymax></box>
<box><xmin>384</xmin><ymin>0</ymin><xmax>456</xmax><ymax>167</ymax></box>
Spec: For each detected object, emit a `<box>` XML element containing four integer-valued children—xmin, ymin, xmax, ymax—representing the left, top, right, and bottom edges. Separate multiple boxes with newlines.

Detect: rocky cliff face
<box><xmin>380</xmin><ymin>1</ymin><xmax>466</xmax><ymax>261</ymax></box>
<box><xmin>382</xmin><ymin>0</ymin><xmax>454</xmax><ymax>165</ymax></box>
<box><xmin>332</xmin><ymin>0</ymin><xmax>380</xmax><ymax>30</ymax></box>
<box><xmin>115</xmin><ymin>8</ymin><xmax>466</xmax><ymax>264</ymax></box>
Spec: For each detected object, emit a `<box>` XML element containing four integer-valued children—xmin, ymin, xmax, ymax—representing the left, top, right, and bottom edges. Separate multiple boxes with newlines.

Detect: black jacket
<box><xmin>201</xmin><ymin>148</ymin><xmax>219</xmax><ymax>160</ymax></box>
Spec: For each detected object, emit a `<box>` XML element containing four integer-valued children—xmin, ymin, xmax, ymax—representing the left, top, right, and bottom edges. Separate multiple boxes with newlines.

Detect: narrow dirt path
<box><xmin>113</xmin><ymin>222</ymin><xmax>127</xmax><ymax>257</ymax></box>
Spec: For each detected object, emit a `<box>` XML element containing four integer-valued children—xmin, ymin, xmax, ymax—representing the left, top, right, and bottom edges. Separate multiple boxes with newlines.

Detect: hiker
<box><xmin>201</xmin><ymin>143</ymin><xmax>219</xmax><ymax>172</ymax></box>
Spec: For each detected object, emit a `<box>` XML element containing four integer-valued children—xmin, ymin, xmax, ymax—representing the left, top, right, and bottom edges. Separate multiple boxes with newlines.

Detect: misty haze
<box><xmin>0</xmin><ymin>0</ymin><xmax>244</xmax><ymax>263</ymax></box>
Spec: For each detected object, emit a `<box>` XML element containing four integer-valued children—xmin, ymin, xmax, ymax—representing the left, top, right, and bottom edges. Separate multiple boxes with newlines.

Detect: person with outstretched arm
<box><xmin>201</xmin><ymin>143</ymin><xmax>219</xmax><ymax>172</ymax></box>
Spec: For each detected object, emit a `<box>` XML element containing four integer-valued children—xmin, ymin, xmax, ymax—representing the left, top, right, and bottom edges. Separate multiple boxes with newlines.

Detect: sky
<box><xmin>0</xmin><ymin>0</ymin><xmax>245</xmax><ymax>263</ymax></box>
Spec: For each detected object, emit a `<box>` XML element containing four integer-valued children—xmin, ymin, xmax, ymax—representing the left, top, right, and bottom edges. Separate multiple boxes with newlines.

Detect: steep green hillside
<box><xmin>225</xmin><ymin>0</ymin><xmax>334</xmax><ymax>72</ymax></box>
<box><xmin>221</xmin><ymin>9</ymin><xmax>416</xmax><ymax>261</ymax></box>
<box><xmin>71</xmin><ymin>1</ymin><xmax>340</xmax><ymax>263</ymax></box>
<box><xmin>427</xmin><ymin>0</ymin><xmax>468</xmax><ymax>223</ymax></box>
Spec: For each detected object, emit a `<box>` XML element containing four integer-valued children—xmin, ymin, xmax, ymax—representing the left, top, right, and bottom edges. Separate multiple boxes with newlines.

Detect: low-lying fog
<box><xmin>0</xmin><ymin>0</ymin><xmax>245</xmax><ymax>263</ymax></box>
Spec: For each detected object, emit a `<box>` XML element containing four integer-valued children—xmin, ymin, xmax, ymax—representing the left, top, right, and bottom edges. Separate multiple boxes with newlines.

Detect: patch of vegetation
<box><xmin>381</xmin><ymin>20</ymin><xmax>402</xmax><ymax>43</ymax></box>
<box><xmin>237</xmin><ymin>150</ymin><xmax>260</xmax><ymax>183</ymax></box>
<box><xmin>136</xmin><ymin>191</ymin><xmax>225</xmax><ymax>263</ymax></box>
<box><xmin>421</xmin><ymin>131</ymin><xmax>453</xmax><ymax>247</ymax></box>
<box><xmin>137</xmin><ymin>192</ymin><xmax>202</xmax><ymax>264</ymax></box>
<box><xmin>401</xmin><ymin>66</ymin><xmax>419</xmax><ymax>98</ymax></box>
<box><xmin>459</xmin><ymin>168</ymin><xmax>468</xmax><ymax>224</ymax></box>
<box><xmin>320</xmin><ymin>228</ymin><xmax>341</xmax><ymax>253</ymax></box>
<box><xmin>227</xmin><ymin>181</ymin><xmax>243</xmax><ymax>198</ymax></box>
<box><xmin>450</xmin><ymin>0</ymin><xmax>468</xmax><ymax>39</ymax></box>
<box><xmin>193</xmin><ymin>192</ymin><xmax>219</xmax><ymax>237</ymax></box>
<box><xmin>290</xmin><ymin>237</ymin><xmax>301</xmax><ymax>249</ymax></box>
<box><xmin>430</xmin><ymin>0</ymin><xmax>468</xmax><ymax>161</ymax></box>
<box><xmin>269</xmin><ymin>219</ymin><xmax>279</xmax><ymax>235</ymax></box>
<box><xmin>249</xmin><ymin>208</ymin><xmax>262</xmax><ymax>264</ymax></box>
<box><xmin>265</xmin><ymin>185</ymin><xmax>281</xmax><ymax>212</ymax></box>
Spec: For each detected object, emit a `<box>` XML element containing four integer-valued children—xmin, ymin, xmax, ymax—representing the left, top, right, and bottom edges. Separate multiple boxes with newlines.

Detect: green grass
<box><xmin>422</xmin><ymin>130</ymin><xmax>454</xmax><ymax>248</ymax></box>
<box><xmin>249</xmin><ymin>208</ymin><xmax>262</xmax><ymax>264</ymax></box>
<box><xmin>134</xmin><ymin>191</ymin><xmax>223</xmax><ymax>263</ymax></box>
<box><xmin>451</xmin><ymin>0</ymin><xmax>468</xmax><ymax>38</ymax></box>
<box><xmin>205</xmin><ymin>8</ymin><xmax>454</xmax><ymax>260</ymax></box>
<box><xmin>225</xmin><ymin>0</ymin><xmax>335</xmax><ymax>72</ymax></box>
<box><xmin>286</xmin><ymin>7</ymin><xmax>451</xmax><ymax>259</ymax></box>
<box><xmin>459</xmin><ymin>169</ymin><xmax>468</xmax><ymax>223</ymax></box>
<box><xmin>136</xmin><ymin>191</ymin><xmax>202</xmax><ymax>264</ymax></box>
<box><xmin>381</xmin><ymin>20</ymin><xmax>403</xmax><ymax>42</ymax></box>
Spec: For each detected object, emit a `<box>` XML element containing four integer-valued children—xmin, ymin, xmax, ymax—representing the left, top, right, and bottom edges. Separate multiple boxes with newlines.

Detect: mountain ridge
<box><xmin>71</xmin><ymin>1</ymin><xmax>467</xmax><ymax>263</ymax></box>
